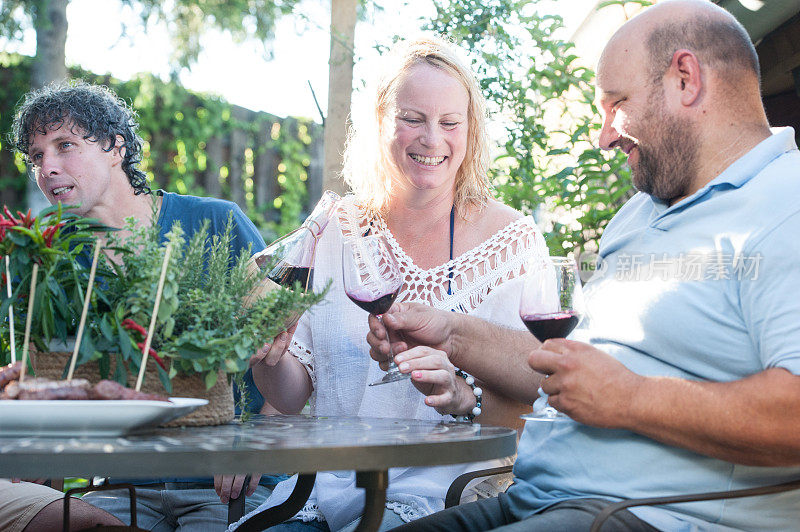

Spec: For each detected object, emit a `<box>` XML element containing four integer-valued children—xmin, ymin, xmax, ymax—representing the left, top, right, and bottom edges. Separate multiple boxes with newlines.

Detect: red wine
<box><xmin>522</xmin><ymin>311</ymin><xmax>580</xmax><ymax>342</ymax></box>
<box><xmin>268</xmin><ymin>264</ymin><xmax>314</xmax><ymax>290</ymax></box>
<box><xmin>347</xmin><ymin>288</ymin><xmax>399</xmax><ymax>315</ymax></box>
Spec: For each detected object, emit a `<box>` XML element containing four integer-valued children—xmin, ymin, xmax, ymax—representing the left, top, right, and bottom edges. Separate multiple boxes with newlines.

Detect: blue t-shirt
<box><xmin>506</xmin><ymin>128</ymin><xmax>800</xmax><ymax>531</ymax></box>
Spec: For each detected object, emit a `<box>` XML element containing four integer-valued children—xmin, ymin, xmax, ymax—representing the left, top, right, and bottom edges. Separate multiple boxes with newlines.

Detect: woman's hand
<box><xmin>394</xmin><ymin>346</ymin><xmax>475</xmax><ymax>416</ymax></box>
<box><xmin>249</xmin><ymin>323</ymin><xmax>298</xmax><ymax>368</ymax></box>
<box><xmin>249</xmin><ymin>322</ymin><xmax>313</xmax><ymax>414</ymax></box>
<box><xmin>214</xmin><ymin>474</ymin><xmax>261</xmax><ymax>504</ymax></box>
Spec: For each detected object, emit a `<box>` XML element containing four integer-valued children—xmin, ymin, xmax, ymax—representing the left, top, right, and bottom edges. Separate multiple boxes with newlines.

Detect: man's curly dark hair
<box><xmin>10</xmin><ymin>80</ymin><xmax>151</xmax><ymax>195</ymax></box>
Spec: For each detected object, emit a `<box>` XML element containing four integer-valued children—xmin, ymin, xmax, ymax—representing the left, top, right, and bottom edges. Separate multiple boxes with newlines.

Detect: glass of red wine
<box><xmin>519</xmin><ymin>256</ymin><xmax>584</xmax><ymax>421</ymax></box>
<box><xmin>252</xmin><ymin>191</ymin><xmax>341</xmax><ymax>294</ymax></box>
<box><xmin>342</xmin><ymin>234</ymin><xmax>407</xmax><ymax>386</ymax></box>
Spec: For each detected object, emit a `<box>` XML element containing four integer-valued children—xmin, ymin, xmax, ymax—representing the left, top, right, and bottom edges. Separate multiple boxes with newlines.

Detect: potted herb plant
<box><xmin>30</xmin><ymin>211</ymin><xmax>326</xmax><ymax>425</ymax></box>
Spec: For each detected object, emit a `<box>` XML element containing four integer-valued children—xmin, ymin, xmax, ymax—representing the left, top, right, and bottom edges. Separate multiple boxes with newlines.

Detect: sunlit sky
<box><xmin>2</xmin><ymin>0</ymin><xmax>593</xmax><ymax>122</ymax></box>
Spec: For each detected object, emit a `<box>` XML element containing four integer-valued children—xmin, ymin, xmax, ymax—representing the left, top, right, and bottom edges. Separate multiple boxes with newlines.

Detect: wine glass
<box><xmin>519</xmin><ymin>256</ymin><xmax>585</xmax><ymax>421</ymax></box>
<box><xmin>342</xmin><ymin>234</ymin><xmax>407</xmax><ymax>386</ymax></box>
<box><xmin>251</xmin><ymin>191</ymin><xmax>341</xmax><ymax>294</ymax></box>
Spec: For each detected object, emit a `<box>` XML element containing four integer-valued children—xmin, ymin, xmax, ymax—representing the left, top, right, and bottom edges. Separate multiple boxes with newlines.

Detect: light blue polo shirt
<box><xmin>506</xmin><ymin>128</ymin><xmax>800</xmax><ymax>531</ymax></box>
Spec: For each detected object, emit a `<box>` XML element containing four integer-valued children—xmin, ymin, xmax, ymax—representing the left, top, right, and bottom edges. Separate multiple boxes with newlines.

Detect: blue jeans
<box><xmin>392</xmin><ymin>495</ymin><xmax>659</xmax><ymax>532</ymax></box>
<box><xmin>84</xmin><ymin>483</ymin><xmax>273</xmax><ymax>532</ymax></box>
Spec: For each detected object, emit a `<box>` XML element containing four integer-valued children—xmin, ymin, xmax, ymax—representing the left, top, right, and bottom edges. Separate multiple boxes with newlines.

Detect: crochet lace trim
<box><xmin>293</xmin><ymin>499</ymin><xmax>421</xmax><ymax>524</ymax></box>
<box><xmin>386</xmin><ymin>500</ymin><xmax>426</xmax><ymax>523</ymax></box>
<box><xmin>294</xmin><ymin>502</ymin><xmax>325</xmax><ymax>522</ymax></box>
<box><xmin>336</xmin><ymin>195</ymin><xmax>545</xmax><ymax>313</ymax></box>
<box><xmin>289</xmin><ymin>341</ymin><xmax>316</xmax><ymax>390</ymax></box>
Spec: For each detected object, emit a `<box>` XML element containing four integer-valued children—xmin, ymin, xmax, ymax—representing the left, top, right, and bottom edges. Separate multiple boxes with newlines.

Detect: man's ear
<box><xmin>667</xmin><ymin>49</ymin><xmax>703</xmax><ymax>107</ymax></box>
<box><xmin>111</xmin><ymin>135</ymin><xmax>126</xmax><ymax>166</ymax></box>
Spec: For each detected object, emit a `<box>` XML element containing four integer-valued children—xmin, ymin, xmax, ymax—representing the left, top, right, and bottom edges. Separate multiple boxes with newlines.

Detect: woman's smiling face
<box><xmin>386</xmin><ymin>62</ymin><xmax>469</xmax><ymax>195</ymax></box>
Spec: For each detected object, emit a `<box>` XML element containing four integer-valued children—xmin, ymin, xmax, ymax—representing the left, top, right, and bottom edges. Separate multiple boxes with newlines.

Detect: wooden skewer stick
<box><xmin>67</xmin><ymin>242</ymin><xmax>103</xmax><ymax>381</ymax></box>
<box><xmin>135</xmin><ymin>243</ymin><xmax>173</xmax><ymax>392</ymax></box>
<box><xmin>5</xmin><ymin>256</ymin><xmax>16</xmax><ymax>364</ymax></box>
<box><xmin>19</xmin><ymin>263</ymin><xmax>39</xmax><ymax>383</ymax></box>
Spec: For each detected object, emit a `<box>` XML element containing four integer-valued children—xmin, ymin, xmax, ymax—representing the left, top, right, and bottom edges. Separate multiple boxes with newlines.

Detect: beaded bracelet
<box><xmin>451</xmin><ymin>368</ymin><xmax>482</xmax><ymax>422</ymax></box>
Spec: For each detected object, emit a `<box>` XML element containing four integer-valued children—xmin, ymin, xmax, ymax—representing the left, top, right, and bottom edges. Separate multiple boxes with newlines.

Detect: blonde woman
<box><xmin>239</xmin><ymin>34</ymin><xmax>550</xmax><ymax>532</ymax></box>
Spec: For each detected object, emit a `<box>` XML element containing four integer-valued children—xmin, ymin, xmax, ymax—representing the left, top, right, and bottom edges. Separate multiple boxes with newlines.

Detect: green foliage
<box><xmin>0</xmin><ymin>0</ymin><xmax>30</xmax><ymax>43</ymax></box>
<box><xmin>268</xmin><ymin>120</ymin><xmax>313</xmax><ymax>239</ymax></box>
<box><xmin>426</xmin><ymin>0</ymin><xmax>634</xmax><ymax>255</ymax></box>
<box><xmin>63</xmin><ymin>478</ymin><xmax>90</xmax><ymax>492</ymax></box>
<box><xmin>0</xmin><ymin>203</ymin><xmax>113</xmax><ymax>363</ymax></box>
<box><xmin>96</xmin><ymin>210</ymin><xmax>327</xmax><ymax>392</ymax></box>
<box><xmin>0</xmin><ymin>1</ymin><xmax>301</xmax><ymax>74</ymax></box>
<box><xmin>0</xmin><ymin>53</ymin><xmax>34</xmax><ymax>198</ymax></box>
<box><xmin>0</xmin><ymin>200</ymin><xmax>326</xmax><ymax>414</ymax></box>
<box><xmin>598</xmin><ymin>0</ymin><xmax>653</xmax><ymax>8</ymax></box>
<box><xmin>122</xmin><ymin>0</ymin><xmax>303</xmax><ymax>72</ymax></box>
<box><xmin>67</xmin><ymin>65</ymin><xmax>239</xmax><ymax>197</ymax></box>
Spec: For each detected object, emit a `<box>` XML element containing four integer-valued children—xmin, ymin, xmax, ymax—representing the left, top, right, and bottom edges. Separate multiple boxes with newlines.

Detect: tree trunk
<box><xmin>323</xmin><ymin>0</ymin><xmax>357</xmax><ymax>196</ymax></box>
<box><xmin>31</xmin><ymin>0</ymin><xmax>69</xmax><ymax>88</ymax></box>
<box><xmin>203</xmin><ymin>136</ymin><xmax>224</xmax><ymax>198</ymax></box>
<box><xmin>307</xmin><ymin>122</ymin><xmax>324</xmax><ymax>208</ymax></box>
<box><xmin>28</xmin><ymin>0</ymin><xmax>69</xmax><ymax>214</ymax></box>
<box><xmin>228</xmin><ymin>107</ymin><xmax>250</xmax><ymax>210</ymax></box>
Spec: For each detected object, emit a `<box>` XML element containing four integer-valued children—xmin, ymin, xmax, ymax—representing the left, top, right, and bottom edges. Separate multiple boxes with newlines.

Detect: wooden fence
<box><xmin>143</xmin><ymin>104</ymin><xmax>325</xmax><ymax>224</ymax></box>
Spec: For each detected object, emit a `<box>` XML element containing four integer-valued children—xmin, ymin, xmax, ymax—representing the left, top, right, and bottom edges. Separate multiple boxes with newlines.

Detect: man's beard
<box><xmin>632</xmin><ymin>100</ymin><xmax>699</xmax><ymax>203</ymax></box>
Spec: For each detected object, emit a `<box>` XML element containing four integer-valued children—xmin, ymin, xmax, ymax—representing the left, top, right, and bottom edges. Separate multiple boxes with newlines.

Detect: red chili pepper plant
<box><xmin>0</xmin><ymin>203</ymin><xmax>112</xmax><ymax>363</ymax></box>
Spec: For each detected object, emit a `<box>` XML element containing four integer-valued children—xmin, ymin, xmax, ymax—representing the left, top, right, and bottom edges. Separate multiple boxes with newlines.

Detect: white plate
<box><xmin>0</xmin><ymin>398</ymin><xmax>208</xmax><ymax>437</ymax></box>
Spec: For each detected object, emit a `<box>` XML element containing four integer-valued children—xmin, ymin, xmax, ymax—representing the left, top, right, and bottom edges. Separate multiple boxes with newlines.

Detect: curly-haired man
<box><xmin>10</xmin><ymin>80</ymin><xmax>279</xmax><ymax>531</ymax></box>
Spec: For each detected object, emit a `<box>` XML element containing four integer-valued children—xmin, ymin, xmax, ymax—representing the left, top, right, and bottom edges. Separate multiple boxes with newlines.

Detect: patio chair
<box><xmin>66</xmin><ymin>482</ymin><xmax>149</xmax><ymax>532</ymax></box>
<box><xmin>227</xmin><ymin>467</ymin><xmax>516</xmax><ymax>528</ymax></box>
<box><xmin>445</xmin><ymin>465</ymin><xmax>513</xmax><ymax>508</ymax></box>
<box><xmin>445</xmin><ymin>468</ymin><xmax>800</xmax><ymax>531</ymax></box>
<box><xmin>56</xmin><ymin>477</ymin><xmax>245</xmax><ymax>531</ymax></box>
<box><xmin>589</xmin><ymin>478</ymin><xmax>800</xmax><ymax>532</ymax></box>
<box><xmin>227</xmin><ymin>474</ymin><xmax>251</xmax><ymax>526</ymax></box>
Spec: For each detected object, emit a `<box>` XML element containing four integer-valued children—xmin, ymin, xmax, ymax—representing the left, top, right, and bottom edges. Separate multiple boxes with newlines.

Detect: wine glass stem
<box><xmin>378</xmin><ymin>314</ymin><xmax>401</xmax><ymax>374</ymax></box>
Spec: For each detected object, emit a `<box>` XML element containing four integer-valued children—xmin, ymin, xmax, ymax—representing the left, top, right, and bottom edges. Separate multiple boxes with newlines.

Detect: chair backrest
<box><xmin>590</xmin><ymin>479</ymin><xmax>800</xmax><ymax>532</ymax></box>
<box><xmin>227</xmin><ymin>475</ymin><xmax>249</xmax><ymax>525</ymax></box>
<box><xmin>67</xmin><ymin>483</ymin><xmax>148</xmax><ymax>532</ymax></box>
<box><xmin>444</xmin><ymin>465</ymin><xmax>514</xmax><ymax>508</ymax></box>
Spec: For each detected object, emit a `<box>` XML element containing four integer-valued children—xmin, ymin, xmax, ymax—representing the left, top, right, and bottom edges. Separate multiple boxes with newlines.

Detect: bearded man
<box><xmin>367</xmin><ymin>1</ymin><xmax>800</xmax><ymax>530</ymax></box>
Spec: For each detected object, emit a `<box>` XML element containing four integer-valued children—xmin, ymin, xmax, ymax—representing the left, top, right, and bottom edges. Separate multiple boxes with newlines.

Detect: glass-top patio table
<box><xmin>0</xmin><ymin>415</ymin><xmax>518</xmax><ymax>531</ymax></box>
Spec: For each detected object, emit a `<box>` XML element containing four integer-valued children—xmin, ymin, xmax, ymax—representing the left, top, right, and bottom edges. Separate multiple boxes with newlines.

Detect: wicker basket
<box><xmin>30</xmin><ymin>350</ymin><xmax>234</xmax><ymax>427</ymax></box>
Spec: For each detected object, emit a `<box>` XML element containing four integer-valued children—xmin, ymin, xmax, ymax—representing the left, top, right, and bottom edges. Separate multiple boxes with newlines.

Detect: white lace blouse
<box><xmin>233</xmin><ymin>196</ymin><xmax>550</xmax><ymax>531</ymax></box>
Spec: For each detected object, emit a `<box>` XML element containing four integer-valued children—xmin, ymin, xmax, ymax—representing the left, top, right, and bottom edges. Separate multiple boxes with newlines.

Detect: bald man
<box><xmin>370</xmin><ymin>1</ymin><xmax>800</xmax><ymax>530</ymax></box>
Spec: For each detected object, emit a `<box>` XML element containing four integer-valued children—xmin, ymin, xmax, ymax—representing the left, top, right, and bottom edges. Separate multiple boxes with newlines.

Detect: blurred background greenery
<box><xmin>1</xmin><ymin>0</ymin><xmax>797</xmax><ymax>255</ymax></box>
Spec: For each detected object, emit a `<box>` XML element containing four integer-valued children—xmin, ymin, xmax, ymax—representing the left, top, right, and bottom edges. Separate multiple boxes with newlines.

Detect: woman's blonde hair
<box><xmin>342</xmin><ymin>34</ymin><xmax>491</xmax><ymax>217</ymax></box>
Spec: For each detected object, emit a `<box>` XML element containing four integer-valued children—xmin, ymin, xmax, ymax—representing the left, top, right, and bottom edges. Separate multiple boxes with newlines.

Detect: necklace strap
<box><xmin>449</xmin><ymin>205</ymin><xmax>455</xmax><ymax>262</ymax></box>
<box><xmin>447</xmin><ymin>204</ymin><xmax>455</xmax><ymax>296</ymax></box>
